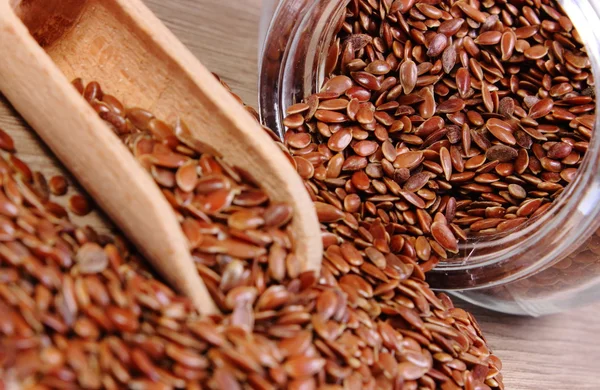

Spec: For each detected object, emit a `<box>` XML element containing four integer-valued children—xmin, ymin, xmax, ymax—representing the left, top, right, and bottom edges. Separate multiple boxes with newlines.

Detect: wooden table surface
<box><xmin>1</xmin><ymin>0</ymin><xmax>599</xmax><ymax>388</ymax></box>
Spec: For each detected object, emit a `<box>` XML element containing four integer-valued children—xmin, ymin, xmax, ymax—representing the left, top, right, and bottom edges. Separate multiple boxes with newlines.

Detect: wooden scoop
<box><xmin>0</xmin><ymin>0</ymin><xmax>322</xmax><ymax>314</ymax></box>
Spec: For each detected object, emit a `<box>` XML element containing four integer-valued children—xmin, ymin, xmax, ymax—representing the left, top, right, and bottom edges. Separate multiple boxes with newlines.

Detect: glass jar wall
<box><xmin>258</xmin><ymin>0</ymin><xmax>600</xmax><ymax>315</ymax></box>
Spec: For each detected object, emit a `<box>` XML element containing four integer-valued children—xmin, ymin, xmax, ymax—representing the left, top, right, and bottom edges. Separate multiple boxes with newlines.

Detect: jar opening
<box><xmin>259</xmin><ymin>0</ymin><xmax>600</xmax><ymax>290</ymax></box>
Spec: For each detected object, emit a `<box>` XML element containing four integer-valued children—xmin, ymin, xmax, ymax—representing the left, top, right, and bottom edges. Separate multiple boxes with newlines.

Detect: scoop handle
<box><xmin>0</xmin><ymin>3</ymin><xmax>218</xmax><ymax>315</ymax></box>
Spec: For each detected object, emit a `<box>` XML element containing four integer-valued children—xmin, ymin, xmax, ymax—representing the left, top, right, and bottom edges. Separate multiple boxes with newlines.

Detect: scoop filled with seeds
<box><xmin>0</xmin><ymin>0</ymin><xmax>324</xmax><ymax>311</ymax></box>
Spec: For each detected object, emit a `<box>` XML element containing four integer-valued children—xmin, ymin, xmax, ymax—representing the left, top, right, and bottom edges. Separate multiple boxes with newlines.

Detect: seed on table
<box><xmin>48</xmin><ymin>175</ymin><xmax>69</xmax><ymax>196</ymax></box>
<box><xmin>0</xmin><ymin>127</ymin><xmax>15</xmax><ymax>152</ymax></box>
<box><xmin>8</xmin><ymin>70</ymin><xmax>512</xmax><ymax>390</ymax></box>
<box><xmin>69</xmin><ymin>194</ymin><xmax>92</xmax><ymax>216</ymax></box>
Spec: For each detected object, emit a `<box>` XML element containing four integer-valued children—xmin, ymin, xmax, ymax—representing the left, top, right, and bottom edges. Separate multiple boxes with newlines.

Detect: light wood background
<box><xmin>0</xmin><ymin>0</ymin><xmax>599</xmax><ymax>388</ymax></box>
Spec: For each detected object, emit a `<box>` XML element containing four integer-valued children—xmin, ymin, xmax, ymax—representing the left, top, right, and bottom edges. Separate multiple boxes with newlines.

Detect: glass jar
<box><xmin>258</xmin><ymin>0</ymin><xmax>600</xmax><ymax>316</ymax></box>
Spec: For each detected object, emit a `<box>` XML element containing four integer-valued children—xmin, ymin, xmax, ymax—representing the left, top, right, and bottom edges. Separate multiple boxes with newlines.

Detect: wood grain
<box><xmin>1</xmin><ymin>0</ymin><xmax>599</xmax><ymax>388</ymax></box>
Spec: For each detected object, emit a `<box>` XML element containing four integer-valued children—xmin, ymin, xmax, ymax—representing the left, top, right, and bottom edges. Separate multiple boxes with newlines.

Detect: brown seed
<box><xmin>438</xmin><ymin>18</ymin><xmax>465</xmax><ymax>36</ymax></box>
<box><xmin>314</xmin><ymin>202</ymin><xmax>345</xmax><ymax>223</ymax></box>
<box><xmin>107</xmin><ymin>306</ymin><xmax>139</xmax><ymax>332</ymax></box>
<box><xmin>427</xmin><ymin>34</ymin><xmax>449</xmax><ymax>57</ymax></box>
<box><xmin>319</xmin><ymin>99</ymin><xmax>350</xmax><ymax>111</ymax></box>
<box><xmin>84</xmin><ymin>81</ymin><xmax>103</xmax><ymax>101</ymax></box>
<box><xmin>68</xmin><ymin>195</ymin><xmax>91</xmax><ymax>216</ymax></box>
<box><xmin>440</xmin><ymin>147</ymin><xmax>452</xmax><ymax>181</ymax></box>
<box><xmin>176</xmin><ymin>161</ymin><xmax>198</xmax><ymax>192</ymax></box>
<box><xmin>404</xmin><ymin>172</ymin><xmax>430</xmax><ymax>192</ymax></box>
<box><xmin>475</xmin><ymin>31</ymin><xmax>502</xmax><ymax>46</ymax></box>
<box><xmin>400</xmin><ymin>191</ymin><xmax>426</xmax><ymax>209</ymax></box>
<box><xmin>529</xmin><ymin>98</ymin><xmax>554</xmax><ymax>119</ymax></box>
<box><xmin>394</xmin><ymin>151</ymin><xmax>424</xmax><ymax>170</ymax></box>
<box><xmin>286</xmin><ymin>103</ymin><xmax>310</xmax><ymax>115</ymax></box>
<box><xmin>328</xmin><ymin>129</ymin><xmax>353</xmax><ymax>151</ymax></box>
<box><xmin>487</xmin><ymin>119</ymin><xmax>516</xmax><ymax>146</ymax></box>
<box><xmin>486</xmin><ymin>145</ymin><xmax>518</xmax><ymax>162</ymax></box>
<box><xmin>456</xmin><ymin>1</ymin><xmax>487</xmax><ymax>23</ymax></box>
<box><xmin>322</xmin><ymin>75</ymin><xmax>353</xmax><ymax>94</ymax></box>
<box><xmin>0</xmin><ymin>128</ymin><xmax>15</xmax><ymax>152</ymax></box>
<box><xmin>283</xmin><ymin>114</ymin><xmax>305</xmax><ymax>128</ymax></box>
<box><xmin>437</xmin><ymin>98</ymin><xmax>465</xmax><ymax>114</ymax></box>
<box><xmin>524</xmin><ymin>45</ymin><xmax>549</xmax><ymax>60</ymax></box>
<box><xmin>127</xmin><ymin>108</ymin><xmax>154</xmax><ymax>131</ymax></box>
<box><xmin>547</xmin><ymin>142</ymin><xmax>573</xmax><ymax>159</ymax></box>
<box><xmin>400</xmin><ymin>59</ymin><xmax>418</xmax><ymax>94</ymax></box>
<box><xmin>315</xmin><ymin>110</ymin><xmax>348</xmax><ymax>123</ymax></box>
<box><xmin>508</xmin><ymin>184</ymin><xmax>527</xmax><ymax>199</ymax></box>
<box><xmin>431</xmin><ymin>220</ymin><xmax>458</xmax><ymax>253</ymax></box>
<box><xmin>76</xmin><ymin>243</ymin><xmax>108</xmax><ymax>274</ymax></box>
<box><xmin>365</xmin><ymin>60</ymin><xmax>391</xmax><ymax>75</ymax></box>
<box><xmin>284</xmin><ymin>356</ymin><xmax>327</xmax><ymax>378</ymax></box>
<box><xmin>456</xmin><ymin>68</ymin><xmax>471</xmax><ymax>98</ymax></box>
<box><xmin>352</xmin><ymin>171</ymin><xmax>371</xmax><ymax>191</ymax></box>
<box><xmin>351</xmin><ymin>71</ymin><xmax>381</xmax><ymax>90</ymax></box>
<box><xmin>352</xmin><ymin>140</ymin><xmax>379</xmax><ymax>156</ymax></box>
<box><xmin>48</xmin><ymin>175</ymin><xmax>68</xmax><ymax>196</ymax></box>
<box><xmin>540</xmin><ymin>157</ymin><xmax>562</xmax><ymax>173</ymax></box>
<box><xmin>501</xmin><ymin>31</ymin><xmax>516</xmax><ymax>61</ymax></box>
<box><xmin>481</xmin><ymin>81</ymin><xmax>494</xmax><ymax>114</ymax></box>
